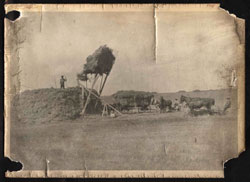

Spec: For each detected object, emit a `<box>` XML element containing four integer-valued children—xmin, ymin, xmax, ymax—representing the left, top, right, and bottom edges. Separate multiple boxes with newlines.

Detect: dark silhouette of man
<box><xmin>223</xmin><ymin>97</ymin><xmax>231</xmax><ymax>114</ymax></box>
<box><xmin>60</xmin><ymin>75</ymin><xmax>67</xmax><ymax>89</ymax></box>
<box><xmin>159</xmin><ymin>96</ymin><xmax>165</xmax><ymax>113</ymax></box>
<box><xmin>173</xmin><ymin>98</ymin><xmax>180</xmax><ymax>111</ymax></box>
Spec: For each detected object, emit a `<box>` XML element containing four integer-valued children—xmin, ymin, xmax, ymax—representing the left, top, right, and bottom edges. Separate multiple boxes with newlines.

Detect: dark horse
<box><xmin>158</xmin><ymin>96</ymin><xmax>172</xmax><ymax>113</ymax></box>
<box><xmin>180</xmin><ymin>95</ymin><xmax>215</xmax><ymax>111</ymax></box>
<box><xmin>112</xmin><ymin>102</ymin><xmax>130</xmax><ymax>112</ymax></box>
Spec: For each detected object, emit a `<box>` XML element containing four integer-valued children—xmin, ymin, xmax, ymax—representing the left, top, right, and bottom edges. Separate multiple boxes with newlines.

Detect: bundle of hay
<box><xmin>112</xmin><ymin>90</ymin><xmax>154</xmax><ymax>109</ymax></box>
<box><xmin>77</xmin><ymin>45</ymin><xmax>115</xmax><ymax>81</ymax></box>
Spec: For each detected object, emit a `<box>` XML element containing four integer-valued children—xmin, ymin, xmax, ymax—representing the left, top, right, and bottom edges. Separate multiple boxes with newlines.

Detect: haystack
<box><xmin>11</xmin><ymin>87</ymin><xmax>103</xmax><ymax>124</ymax></box>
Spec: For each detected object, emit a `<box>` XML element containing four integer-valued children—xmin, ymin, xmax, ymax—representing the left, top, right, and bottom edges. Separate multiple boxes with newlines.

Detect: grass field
<box><xmin>10</xmin><ymin>110</ymin><xmax>238</xmax><ymax>170</ymax></box>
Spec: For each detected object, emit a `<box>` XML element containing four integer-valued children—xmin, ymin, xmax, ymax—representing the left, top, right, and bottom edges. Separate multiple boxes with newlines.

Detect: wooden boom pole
<box><xmin>99</xmin><ymin>73</ymin><xmax>109</xmax><ymax>95</ymax></box>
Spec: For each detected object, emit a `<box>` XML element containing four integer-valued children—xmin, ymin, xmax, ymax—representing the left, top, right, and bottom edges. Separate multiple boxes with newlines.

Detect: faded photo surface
<box><xmin>4</xmin><ymin>4</ymin><xmax>245</xmax><ymax>178</ymax></box>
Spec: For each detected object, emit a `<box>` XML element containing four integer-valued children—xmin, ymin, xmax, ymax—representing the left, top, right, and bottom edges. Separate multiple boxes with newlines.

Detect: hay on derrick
<box><xmin>112</xmin><ymin>90</ymin><xmax>154</xmax><ymax>108</ymax></box>
<box><xmin>77</xmin><ymin>73</ymin><xmax>88</xmax><ymax>81</ymax></box>
<box><xmin>77</xmin><ymin>45</ymin><xmax>115</xmax><ymax>81</ymax></box>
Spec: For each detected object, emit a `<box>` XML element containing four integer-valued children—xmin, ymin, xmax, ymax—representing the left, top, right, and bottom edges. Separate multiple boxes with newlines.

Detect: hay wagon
<box><xmin>112</xmin><ymin>90</ymin><xmax>155</xmax><ymax>113</ymax></box>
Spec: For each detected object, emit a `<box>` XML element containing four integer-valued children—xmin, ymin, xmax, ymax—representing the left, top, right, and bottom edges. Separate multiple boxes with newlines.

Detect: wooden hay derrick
<box><xmin>77</xmin><ymin>45</ymin><xmax>118</xmax><ymax>116</ymax></box>
<box><xmin>79</xmin><ymin>85</ymin><xmax>122</xmax><ymax>116</ymax></box>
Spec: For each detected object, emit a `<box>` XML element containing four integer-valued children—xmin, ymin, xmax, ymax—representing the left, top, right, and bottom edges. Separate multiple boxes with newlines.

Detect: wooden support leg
<box><xmin>77</xmin><ymin>79</ymin><xmax>80</xmax><ymax>87</ymax></box>
<box><xmin>81</xmin><ymin>85</ymin><xmax>85</xmax><ymax>108</ymax></box>
<box><xmin>94</xmin><ymin>74</ymin><xmax>105</xmax><ymax>109</ymax></box>
<box><xmin>99</xmin><ymin>73</ymin><xmax>109</xmax><ymax>96</ymax></box>
<box><xmin>99</xmin><ymin>75</ymin><xmax>104</xmax><ymax>94</ymax></box>
<box><xmin>81</xmin><ymin>85</ymin><xmax>84</xmax><ymax>100</ymax></box>
<box><xmin>102</xmin><ymin>104</ymin><xmax>108</xmax><ymax>117</ymax></box>
<box><xmin>81</xmin><ymin>74</ymin><xmax>99</xmax><ymax>116</ymax></box>
<box><xmin>102</xmin><ymin>105</ymin><xmax>105</xmax><ymax>117</ymax></box>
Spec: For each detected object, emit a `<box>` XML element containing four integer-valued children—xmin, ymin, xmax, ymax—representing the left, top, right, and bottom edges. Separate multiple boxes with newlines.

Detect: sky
<box><xmin>17</xmin><ymin>7</ymin><xmax>240</xmax><ymax>95</ymax></box>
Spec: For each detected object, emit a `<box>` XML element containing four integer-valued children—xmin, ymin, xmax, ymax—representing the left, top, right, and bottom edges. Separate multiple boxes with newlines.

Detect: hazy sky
<box><xmin>18</xmin><ymin>7</ymin><xmax>240</xmax><ymax>95</ymax></box>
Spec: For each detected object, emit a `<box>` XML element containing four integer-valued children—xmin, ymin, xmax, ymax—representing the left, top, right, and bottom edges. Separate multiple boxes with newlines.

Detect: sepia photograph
<box><xmin>4</xmin><ymin>4</ymin><xmax>245</xmax><ymax>178</ymax></box>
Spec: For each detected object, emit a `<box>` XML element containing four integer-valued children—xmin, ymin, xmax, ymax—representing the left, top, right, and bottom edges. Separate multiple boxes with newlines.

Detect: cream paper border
<box><xmin>5</xmin><ymin>4</ymin><xmax>222</xmax><ymax>13</ymax></box>
<box><xmin>6</xmin><ymin>170</ymin><xmax>224</xmax><ymax>178</ymax></box>
<box><xmin>4</xmin><ymin>3</ymin><xmax>245</xmax><ymax>178</ymax></box>
<box><xmin>236</xmin><ymin>33</ymin><xmax>245</xmax><ymax>155</ymax></box>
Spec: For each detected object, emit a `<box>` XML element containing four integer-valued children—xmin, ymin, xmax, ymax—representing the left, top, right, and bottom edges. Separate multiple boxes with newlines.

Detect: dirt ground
<box><xmin>10</xmin><ymin>110</ymin><xmax>238</xmax><ymax>171</ymax></box>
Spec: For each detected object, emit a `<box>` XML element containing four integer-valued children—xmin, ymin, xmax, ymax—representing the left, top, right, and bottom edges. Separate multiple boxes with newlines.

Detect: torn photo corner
<box><xmin>4</xmin><ymin>3</ymin><xmax>245</xmax><ymax>178</ymax></box>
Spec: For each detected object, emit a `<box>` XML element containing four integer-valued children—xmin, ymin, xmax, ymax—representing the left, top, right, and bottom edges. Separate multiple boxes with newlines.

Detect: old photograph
<box><xmin>4</xmin><ymin>4</ymin><xmax>245</xmax><ymax>178</ymax></box>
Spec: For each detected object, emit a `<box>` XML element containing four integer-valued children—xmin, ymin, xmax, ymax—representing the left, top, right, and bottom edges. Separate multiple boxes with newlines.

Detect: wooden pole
<box><xmin>99</xmin><ymin>73</ymin><xmax>109</xmax><ymax>95</ymax></box>
<box><xmin>81</xmin><ymin>74</ymin><xmax>99</xmax><ymax>116</ymax></box>
<box><xmin>102</xmin><ymin>104</ymin><xmax>108</xmax><ymax>117</ymax></box>
<box><xmin>102</xmin><ymin>104</ymin><xmax>105</xmax><ymax>117</ymax></box>
<box><xmin>77</xmin><ymin>78</ymin><xmax>80</xmax><ymax>87</ymax></box>
<box><xmin>81</xmin><ymin>85</ymin><xmax>85</xmax><ymax>110</ymax></box>
<box><xmin>94</xmin><ymin>75</ymin><xmax>104</xmax><ymax>109</ymax></box>
<box><xmin>99</xmin><ymin>75</ymin><xmax>104</xmax><ymax>94</ymax></box>
<box><xmin>94</xmin><ymin>74</ymin><xmax>105</xmax><ymax>109</ymax></box>
<box><xmin>81</xmin><ymin>85</ymin><xmax>84</xmax><ymax>99</ymax></box>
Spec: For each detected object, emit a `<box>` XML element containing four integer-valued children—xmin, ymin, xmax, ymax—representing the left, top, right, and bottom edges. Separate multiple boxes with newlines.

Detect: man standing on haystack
<box><xmin>60</xmin><ymin>75</ymin><xmax>67</xmax><ymax>89</ymax></box>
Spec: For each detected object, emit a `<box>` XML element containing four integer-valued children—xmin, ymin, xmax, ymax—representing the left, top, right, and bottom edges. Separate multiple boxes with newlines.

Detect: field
<box><xmin>10</xmin><ymin>112</ymin><xmax>238</xmax><ymax>170</ymax></box>
<box><xmin>9</xmin><ymin>88</ymin><xmax>238</xmax><ymax>170</ymax></box>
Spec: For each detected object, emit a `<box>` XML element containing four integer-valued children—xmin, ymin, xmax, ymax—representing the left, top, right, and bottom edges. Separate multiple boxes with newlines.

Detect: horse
<box><xmin>180</xmin><ymin>95</ymin><xmax>215</xmax><ymax>111</ymax></box>
<box><xmin>112</xmin><ymin>102</ymin><xmax>130</xmax><ymax>112</ymax></box>
<box><xmin>157</xmin><ymin>96</ymin><xmax>172</xmax><ymax>113</ymax></box>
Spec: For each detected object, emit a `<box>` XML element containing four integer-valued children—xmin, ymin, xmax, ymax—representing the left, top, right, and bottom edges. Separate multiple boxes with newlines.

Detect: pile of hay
<box><xmin>112</xmin><ymin>90</ymin><xmax>154</xmax><ymax>108</ymax></box>
<box><xmin>11</xmin><ymin>87</ymin><xmax>102</xmax><ymax>124</ymax></box>
<box><xmin>77</xmin><ymin>45</ymin><xmax>115</xmax><ymax>80</ymax></box>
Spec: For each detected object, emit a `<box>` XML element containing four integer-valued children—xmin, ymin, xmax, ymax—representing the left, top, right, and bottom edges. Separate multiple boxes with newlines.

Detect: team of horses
<box><xmin>180</xmin><ymin>95</ymin><xmax>215</xmax><ymax>111</ymax></box>
<box><xmin>112</xmin><ymin>95</ymin><xmax>216</xmax><ymax>114</ymax></box>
